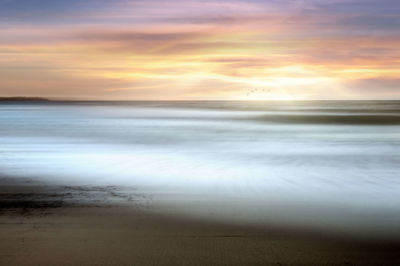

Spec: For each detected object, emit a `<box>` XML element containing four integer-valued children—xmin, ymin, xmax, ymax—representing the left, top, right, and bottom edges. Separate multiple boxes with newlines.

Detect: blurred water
<box><xmin>1</xmin><ymin>101</ymin><xmax>400</xmax><ymax>237</ymax></box>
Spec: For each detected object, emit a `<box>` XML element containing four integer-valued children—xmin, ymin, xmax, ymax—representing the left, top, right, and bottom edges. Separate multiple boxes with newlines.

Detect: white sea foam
<box><xmin>1</xmin><ymin>101</ymin><xmax>400</xmax><ymax>237</ymax></box>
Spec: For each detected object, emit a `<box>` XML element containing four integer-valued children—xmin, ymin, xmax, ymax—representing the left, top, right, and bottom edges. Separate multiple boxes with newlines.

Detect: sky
<box><xmin>0</xmin><ymin>0</ymin><xmax>399</xmax><ymax>100</ymax></box>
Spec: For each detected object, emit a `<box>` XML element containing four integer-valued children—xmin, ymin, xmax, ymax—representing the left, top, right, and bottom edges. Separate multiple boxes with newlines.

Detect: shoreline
<box><xmin>1</xmin><ymin>177</ymin><xmax>400</xmax><ymax>265</ymax></box>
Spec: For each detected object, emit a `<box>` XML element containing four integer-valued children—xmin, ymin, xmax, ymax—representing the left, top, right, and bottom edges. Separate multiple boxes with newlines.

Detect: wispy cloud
<box><xmin>0</xmin><ymin>0</ymin><xmax>399</xmax><ymax>99</ymax></box>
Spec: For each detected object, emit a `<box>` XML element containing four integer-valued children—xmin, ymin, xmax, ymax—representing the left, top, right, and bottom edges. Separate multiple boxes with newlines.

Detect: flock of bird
<box><xmin>246</xmin><ymin>88</ymin><xmax>272</xmax><ymax>97</ymax></box>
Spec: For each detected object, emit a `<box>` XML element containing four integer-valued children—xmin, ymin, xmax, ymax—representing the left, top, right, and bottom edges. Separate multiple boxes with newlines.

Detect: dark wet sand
<box><xmin>1</xmin><ymin>178</ymin><xmax>399</xmax><ymax>266</ymax></box>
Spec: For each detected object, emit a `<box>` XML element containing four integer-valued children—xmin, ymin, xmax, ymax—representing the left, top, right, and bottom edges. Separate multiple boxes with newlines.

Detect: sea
<box><xmin>1</xmin><ymin>101</ymin><xmax>400</xmax><ymax>238</ymax></box>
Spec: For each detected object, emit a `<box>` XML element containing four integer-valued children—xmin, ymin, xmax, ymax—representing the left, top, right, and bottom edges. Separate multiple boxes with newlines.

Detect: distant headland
<box><xmin>0</xmin><ymin>97</ymin><xmax>50</xmax><ymax>102</ymax></box>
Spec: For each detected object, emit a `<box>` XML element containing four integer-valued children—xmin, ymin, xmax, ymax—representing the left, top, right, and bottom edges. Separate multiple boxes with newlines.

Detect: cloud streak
<box><xmin>0</xmin><ymin>0</ymin><xmax>399</xmax><ymax>100</ymax></box>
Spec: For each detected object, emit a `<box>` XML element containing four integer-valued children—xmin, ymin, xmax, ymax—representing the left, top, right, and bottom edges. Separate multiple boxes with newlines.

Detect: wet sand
<box><xmin>1</xmin><ymin>178</ymin><xmax>399</xmax><ymax>266</ymax></box>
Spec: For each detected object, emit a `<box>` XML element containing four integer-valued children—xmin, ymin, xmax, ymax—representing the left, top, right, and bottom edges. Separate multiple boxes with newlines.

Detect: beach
<box><xmin>1</xmin><ymin>177</ymin><xmax>400</xmax><ymax>266</ymax></box>
<box><xmin>1</xmin><ymin>101</ymin><xmax>400</xmax><ymax>265</ymax></box>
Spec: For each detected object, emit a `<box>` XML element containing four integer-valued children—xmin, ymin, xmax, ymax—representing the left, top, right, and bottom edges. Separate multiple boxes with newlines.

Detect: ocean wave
<box><xmin>252</xmin><ymin>114</ymin><xmax>400</xmax><ymax>125</ymax></box>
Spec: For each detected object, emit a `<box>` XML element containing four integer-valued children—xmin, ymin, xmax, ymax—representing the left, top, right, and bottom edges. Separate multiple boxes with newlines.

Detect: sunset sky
<box><xmin>0</xmin><ymin>0</ymin><xmax>399</xmax><ymax>100</ymax></box>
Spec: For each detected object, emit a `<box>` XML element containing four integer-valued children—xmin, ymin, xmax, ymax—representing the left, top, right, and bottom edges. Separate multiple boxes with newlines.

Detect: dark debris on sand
<box><xmin>0</xmin><ymin>177</ymin><xmax>150</xmax><ymax>216</ymax></box>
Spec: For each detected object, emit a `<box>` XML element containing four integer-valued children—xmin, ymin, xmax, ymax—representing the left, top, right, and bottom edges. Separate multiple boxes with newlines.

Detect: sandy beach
<box><xmin>1</xmin><ymin>177</ymin><xmax>399</xmax><ymax>266</ymax></box>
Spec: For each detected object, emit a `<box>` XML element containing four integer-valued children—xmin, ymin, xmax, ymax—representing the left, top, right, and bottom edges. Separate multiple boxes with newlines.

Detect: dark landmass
<box><xmin>0</xmin><ymin>97</ymin><xmax>50</xmax><ymax>102</ymax></box>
